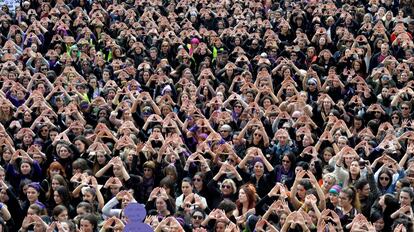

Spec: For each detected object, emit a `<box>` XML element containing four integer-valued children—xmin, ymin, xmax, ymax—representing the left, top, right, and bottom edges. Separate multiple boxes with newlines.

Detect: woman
<box><xmin>237</xmin><ymin>124</ymin><xmax>270</xmax><ymax>154</ymax></box>
<box><xmin>235</xmin><ymin>184</ymin><xmax>257</xmax><ymax>226</ymax></box>
<box><xmin>191</xmin><ymin>172</ymin><xmax>210</xmax><ymax>201</ymax></box>
<box><xmin>207</xmin><ymin>178</ymin><xmax>239</xmax><ymax>209</ymax></box>
<box><xmin>391</xmin><ymin>187</ymin><xmax>414</xmax><ymax>220</ymax></box>
<box><xmin>79</xmin><ymin>214</ymin><xmax>98</xmax><ymax>232</ymax></box>
<box><xmin>46</xmin><ymin>161</ymin><xmax>67</xmax><ymax>180</ymax></box>
<box><xmin>237</xmin><ymin>148</ymin><xmax>275</xmax><ymax>197</ymax></box>
<box><xmin>372</xmin><ymin>193</ymin><xmax>399</xmax><ymax>231</ymax></box>
<box><xmin>91</xmin><ymin>151</ymin><xmax>110</xmax><ymax>175</ymax></box>
<box><xmin>338</xmin><ymin>187</ymin><xmax>360</xmax><ymax>230</ymax></box>
<box><xmin>22</xmin><ymin>182</ymin><xmax>46</xmax><ymax>215</ymax></box>
<box><xmin>274</xmin><ymin>152</ymin><xmax>296</xmax><ymax>188</ymax></box>
<box><xmin>46</xmin><ymin>174</ymin><xmax>68</xmax><ymax>205</ymax></box>
<box><xmin>6</xmin><ymin>156</ymin><xmax>42</xmax><ymax>191</ymax></box>
<box><xmin>52</xmin><ymin>186</ymin><xmax>75</xmax><ymax>218</ymax></box>
<box><xmin>102</xmin><ymin>191</ymin><xmax>137</xmax><ymax>218</ymax></box>
<box><xmin>326</xmin><ymin>185</ymin><xmax>342</xmax><ymax>214</ymax></box>
<box><xmin>52</xmin><ymin>205</ymin><xmax>69</xmax><ymax>222</ymax></box>
<box><xmin>377</xmin><ymin>169</ymin><xmax>394</xmax><ymax>194</ymax></box>
<box><xmin>146</xmin><ymin>196</ymin><xmax>175</xmax><ymax>218</ymax></box>
<box><xmin>0</xmin><ymin>147</ymin><xmax>13</xmax><ymax>167</ymax></box>
<box><xmin>175</xmin><ymin>178</ymin><xmax>207</xmax><ymax>211</ymax></box>
<box><xmin>73</xmin><ymin>136</ymin><xmax>91</xmax><ymax>160</ymax></box>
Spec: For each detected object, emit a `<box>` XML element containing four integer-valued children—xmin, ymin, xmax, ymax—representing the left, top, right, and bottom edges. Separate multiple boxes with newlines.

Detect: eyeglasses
<box><xmin>193</xmin><ymin>178</ymin><xmax>202</xmax><ymax>182</ymax></box>
<box><xmin>193</xmin><ymin>215</ymin><xmax>203</xmax><ymax>220</ymax></box>
<box><xmin>221</xmin><ymin>184</ymin><xmax>231</xmax><ymax>189</ymax></box>
<box><xmin>380</xmin><ymin>176</ymin><xmax>389</xmax><ymax>181</ymax></box>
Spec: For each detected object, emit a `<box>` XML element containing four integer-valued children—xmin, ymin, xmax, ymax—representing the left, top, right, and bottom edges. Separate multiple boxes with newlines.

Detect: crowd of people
<box><xmin>0</xmin><ymin>0</ymin><xmax>413</xmax><ymax>231</ymax></box>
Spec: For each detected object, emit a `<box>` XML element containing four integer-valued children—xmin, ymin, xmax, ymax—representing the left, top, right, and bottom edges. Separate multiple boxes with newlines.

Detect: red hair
<box><xmin>47</xmin><ymin>161</ymin><xmax>66</xmax><ymax>178</ymax></box>
<box><xmin>236</xmin><ymin>183</ymin><xmax>257</xmax><ymax>211</ymax></box>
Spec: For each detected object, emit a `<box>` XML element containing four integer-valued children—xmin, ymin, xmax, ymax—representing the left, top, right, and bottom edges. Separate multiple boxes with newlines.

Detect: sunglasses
<box><xmin>192</xmin><ymin>178</ymin><xmax>202</xmax><ymax>182</ymax></box>
<box><xmin>402</xmin><ymin>107</ymin><xmax>410</xmax><ymax>110</ymax></box>
<box><xmin>221</xmin><ymin>184</ymin><xmax>231</xmax><ymax>189</ymax></box>
<box><xmin>193</xmin><ymin>215</ymin><xmax>203</xmax><ymax>220</ymax></box>
<box><xmin>254</xmin><ymin>133</ymin><xmax>262</xmax><ymax>137</ymax></box>
<box><xmin>380</xmin><ymin>177</ymin><xmax>389</xmax><ymax>181</ymax></box>
<box><xmin>234</xmin><ymin>105</ymin><xmax>243</xmax><ymax>108</ymax></box>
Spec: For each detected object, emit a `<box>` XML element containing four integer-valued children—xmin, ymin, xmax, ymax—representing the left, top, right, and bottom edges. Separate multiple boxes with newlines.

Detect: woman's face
<box><xmin>113</xmin><ymin>165</ymin><xmax>123</xmax><ymax>178</ymax></box>
<box><xmin>59</xmin><ymin>147</ymin><xmax>70</xmax><ymax>159</ymax></box>
<box><xmin>338</xmin><ymin>192</ymin><xmax>351</xmax><ymax>208</ymax></box>
<box><xmin>379</xmin><ymin>173</ymin><xmax>390</xmax><ymax>187</ymax></box>
<box><xmin>54</xmin><ymin>191</ymin><xmax>62</xmax><ymax>204</ymax></box>
<box><xmin>344</xmin><ymin>155</ymin><xmax>354</xmax><ymax>167</ymax></box>
<box><xmin>238</xmin><ymin>189</ymin><xmax>247</xmax><ymax>203</ymax></box>
<box><xmin>96</xmin><ymin>153</ymin><xmax>106</xmax><ymax>165</ymax></box>
<box><xmin>51</xmin><ymin>178</ymin><xmax>61</xmax><ymax>191</ymax></box>
<box><xmin>400</xmin><ymin>191</ymin><xmax>412</xmax><ymax>206</ymax></box>
<box><xmin>143</xmin><ymin>167</ymin><xmax>153</xmax><ymax>178</ymax></box>
<box><xmin>221</xmin><ymin>181</ymin><xmax>233</xmax><ymax>196</ymax></box>
<box><xmin>83</xmin><ymin>191</ymin><xmax>94</xmax><ymax>203</ymax></box>
<box><xmin>303</xmin><ymin>135</ymin><xmax>312</xmax><ymax>147</ymax></box>
<box><xmin>297</xmin><ymin>184</ymin><xmax>306</xmax><ymax>199</ymax></box>
<box><xmin>26</xmin><ymin>187</ymin><xmax>39</xmax><ymax>203</ymax></box>
<box><xmin>74</xmin><ymin>140</ymin><xmax>86</xmax><ymax>153</ymax></box>
<box><xmin>23</xmin><ymin>111</ymin><xmax>32</xmax><ymax>122</ymax></box>
<box><xmin>323</xmin><ymin>151</ymin><xmax>333</xmax><ymax>163</ymax></box>
<box><xmin>2</xmin><ymin>150</ymin><xmax>12</xmax><ymax>161</ymax></box>
<box><xmin>80</xmin><ymin>219</ymin><xmax>94</xmax><ymax>232</ymax></box>
<box><xmin>253</xmin><ymin>162</ymin><xmax>264</xmax><ymax>177</ymax></box>
<box><xmin>281</xmin><ymin>155</ymin><xmax>291</xmax><ymax>170</ymax></box>
<box><xmin>233</xmin><ymin>104</ymin><xmax>243</xmax><ymax>114</ymax></box>
<box><xmin>263</xmin><ymin>98</ymin><xmax>272</xmax><ymax>109</ymax></box>
<box><xmin>353</xmin><ymin>62</ymin><xmax>361</xmax><ymax>71</ymax></box>
<box><xmin>180</xmin><ymin>94</ymin><xmax>189</xmax><ymax>103</ymax></box>
<box><xmin>192</xmin><ymin>175</ymin><xmax>203</xmax><ymax>189</ymax></box>
<box><xmin>21</xmin><ymin>163</ymin><xmax>31</xmax><ymax>175</ymax></box>
<box><xmin>23</xmin><ymin>134</ymin><xmax>33</xmax><ymax>145</ymax></box>
<box><xmin>329</xmin><ymin>193</ymin><xmax>339</xmax><ymax>205</ymax></box>
<box><xmin>155</xmin><ymin>197</ymin><xmax>167</xmax><ymax>211</ymax></box>
<box><xmin>215</xmin><ymin>222</ymin><xmax>226</xmax><ymax>232</ymax></box>
<box><xmin>373</xmin><ymin>218</ymin><xmax>384</xmax><ymax>231</ymax></box>
<box><xmin>349</xmin><ymin>161</ymin><xmax>360</xmax><ymax>175</ymax></box>
<box><xmin>323</xmin><ymin>99</ymin><xmax>331</xmax><ymax>108</ymax></box>
<box><xmin>50</xmin><ymin>168</ymin><xmax>61</xmax><ymax>178</ymax></box>
<box><xmin>181</xmin><ymin>181</ymin><xmax>192</xmax><ymax>196</ymax></box>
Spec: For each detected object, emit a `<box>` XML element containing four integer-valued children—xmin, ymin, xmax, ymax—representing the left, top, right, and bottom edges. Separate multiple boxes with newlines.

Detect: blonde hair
<box><xmin>222</xmin><ymin>179</ymin><xmax>237</xmax><ymax>194</ymax></box>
